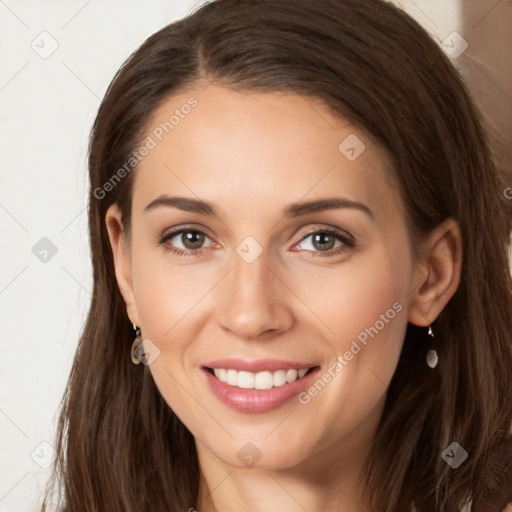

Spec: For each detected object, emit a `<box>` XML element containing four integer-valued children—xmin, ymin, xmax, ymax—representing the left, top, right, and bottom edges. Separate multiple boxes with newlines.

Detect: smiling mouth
<box><xmin>204</xmin><ymin>366</ymin><xmax>318</xmax><ymax>390</ymax></box>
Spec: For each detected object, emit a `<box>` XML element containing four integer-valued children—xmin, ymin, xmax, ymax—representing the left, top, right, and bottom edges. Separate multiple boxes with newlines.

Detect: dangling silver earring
<box><xmin>426</xmin><ymin>325</ymin><xmax>438</xmax><ymax>369</ymax></box>
<box><xmin>131</xmin><ymin>323</ymin><xmax>143</xmax><ymax>364</ymax></box>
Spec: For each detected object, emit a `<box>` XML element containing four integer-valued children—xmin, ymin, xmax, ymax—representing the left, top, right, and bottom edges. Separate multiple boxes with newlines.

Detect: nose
<box><xmin>215</xmin><ymin>247</ymin><xmax>295</xmax><ymax>340</ymax></box>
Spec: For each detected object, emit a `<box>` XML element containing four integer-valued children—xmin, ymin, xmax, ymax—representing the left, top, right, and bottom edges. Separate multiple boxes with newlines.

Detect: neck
<box><xmin>194</xmin><ymin>397</ymin><xmax>385</xmax><ymax>512</ymax></box>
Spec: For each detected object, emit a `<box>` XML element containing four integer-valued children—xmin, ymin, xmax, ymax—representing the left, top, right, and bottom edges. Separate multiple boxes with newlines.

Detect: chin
<box><xmin>209</xmin><ymin>438</ymin><xmax>311</xmax><ymax>470</ymax></box>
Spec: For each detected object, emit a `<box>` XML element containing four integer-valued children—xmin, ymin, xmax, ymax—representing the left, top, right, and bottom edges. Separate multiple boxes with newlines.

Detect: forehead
<box><xmin>132</xmin><ymin>84</ymin><xmax>400</xmax><ymax>220</ymax></box>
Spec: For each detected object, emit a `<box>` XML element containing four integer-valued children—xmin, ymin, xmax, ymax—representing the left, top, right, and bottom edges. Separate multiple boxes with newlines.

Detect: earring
<box><xmin>131</xmin><ymin>323</ymin><xmax>143</xmax><ymax>365</ymax></box>
<box><xmin>426</xmin><ymin>325</ymin><xmax>438</xmax><ymax>369</ymax></box>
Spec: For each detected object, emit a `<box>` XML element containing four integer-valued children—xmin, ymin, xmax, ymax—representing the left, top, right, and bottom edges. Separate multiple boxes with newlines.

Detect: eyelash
<box><xmin>157</xmin><ymin>226</ymin><xmax>355</xmax><ymax>259</ymax></box>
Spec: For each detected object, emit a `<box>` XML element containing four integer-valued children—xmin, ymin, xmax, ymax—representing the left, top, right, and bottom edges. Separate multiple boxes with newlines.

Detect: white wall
<box><xmin>0</xmin><ymin>1</ymin><xmax>510</xmax><ymax>511</ymax></box>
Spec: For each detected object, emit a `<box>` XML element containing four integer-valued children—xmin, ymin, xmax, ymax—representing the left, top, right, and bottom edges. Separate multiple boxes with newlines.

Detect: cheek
<box><xmin>286</xmin><ymin>253</ymin><xmax>411</xmax><ymax>445</ymax></box>
<box><xmin>128</xmin><ymin>250</ymin><xmax>209</xmax><ymax>413</ymax></box>
<box><xmin>289</xmin><ymin>249</ymin><xmax>411</xmax><ymax>355</ymax></box>
<box><xmin>288</xmin><ymin>249</ymin><xmax>412</xmax><ymax>425</ymax></box>
<box><xmin>130</xmin><ymin>245</ymin><xmax>214</xmax><ymax>341</ymax></box>
<box><xmin>337</xmin><ymin>267</ymin><xmax>406</xmax><ymax>353</ymax></box>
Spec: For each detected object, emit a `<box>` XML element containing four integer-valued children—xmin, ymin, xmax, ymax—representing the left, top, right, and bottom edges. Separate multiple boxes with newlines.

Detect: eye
<box><xmin>158</xmin><ymin>226</ymin><xmax>355</xmax><ymax>258</ymax></box>
<box><xmin>293</xmin><ymin>228</ymin><xmax>355</xmax><ymax>257</ymax></box>
<box><xmin>158</xmin><ymin>227</ymin><xmax>215</xmax><ymax>257</ymax></box>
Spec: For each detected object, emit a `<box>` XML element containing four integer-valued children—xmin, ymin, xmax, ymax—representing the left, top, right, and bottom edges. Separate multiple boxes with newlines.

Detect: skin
<box><xmin>106</xmin><ymin>84</ymin><xmax>462</xmax><ymax>512</ymax></box>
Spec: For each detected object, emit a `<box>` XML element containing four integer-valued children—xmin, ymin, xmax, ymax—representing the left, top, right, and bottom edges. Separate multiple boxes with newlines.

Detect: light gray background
<box><xmin>1</xmin><ymin>1</ymin><xmax>510</xmax><ymax>511</ymax></box>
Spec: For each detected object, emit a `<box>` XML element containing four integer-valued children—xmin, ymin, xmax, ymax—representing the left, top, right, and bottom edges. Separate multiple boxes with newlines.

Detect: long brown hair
<box><xmin>40</xmin><ymin>0</ymin><xmax>512</xmax><ymax>510</ymax></box>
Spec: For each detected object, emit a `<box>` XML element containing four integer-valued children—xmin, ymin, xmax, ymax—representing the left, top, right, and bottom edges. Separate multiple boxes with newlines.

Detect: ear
<box><xmin>105</xmin><ymin>203</ymin><xmax>140</xmax><ymax>327</ymax></box>
<box><xmin>408</xmin><ymin>218</ymin><xmax>463</xmax><ymax>327</ymax></box>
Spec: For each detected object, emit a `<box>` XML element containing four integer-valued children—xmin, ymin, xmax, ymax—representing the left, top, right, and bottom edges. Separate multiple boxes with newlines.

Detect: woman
<box><xmin>40</xmin><ymin>0</ymin><xmax>512</xmax><ymax>510</ymax></box>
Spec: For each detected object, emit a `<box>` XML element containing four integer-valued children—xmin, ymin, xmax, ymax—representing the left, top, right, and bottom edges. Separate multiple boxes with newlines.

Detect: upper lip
<box><xmin>202</xmin><ymin>358</ymin><xmax>318</xmax><ymax>373</ymax></box>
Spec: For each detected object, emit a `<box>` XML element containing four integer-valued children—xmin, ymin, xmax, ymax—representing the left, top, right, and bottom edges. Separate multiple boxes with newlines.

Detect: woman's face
<box><xmin>107</xmin><ymin>84</ymin><xmax>424</xmax><ymax>470</ymax></box>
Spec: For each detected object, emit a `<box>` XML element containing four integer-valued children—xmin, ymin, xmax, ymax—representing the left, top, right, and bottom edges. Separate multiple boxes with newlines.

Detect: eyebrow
<box><xmin>144</xmin><ymin>195</ymin><xmax>373</xmax><ymax>218</ymax></box>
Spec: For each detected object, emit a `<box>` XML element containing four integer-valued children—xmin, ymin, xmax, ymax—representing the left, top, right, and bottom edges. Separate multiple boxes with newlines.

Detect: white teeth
<box><xmin>254</xmin><ymin>371</ymin><xmax>273</xmax><ymax>390</ymax></box>
<box><xmin>273</xmin><ymin>369</ymin><xmax>287</xmax><ymax>387</ymax></box>
<box><xmin>216</xmin><ymin>369</ymin><xmax>227</xmax><ymax>382</ymax></box>
<box><xmin>212</xmin><ymin>367</ymin><xmax>312</xmax><ymax>389</ymax></box>
<box><xmin>237</xmin><ymin>371</ymin><xmax>254</xmax><ymax>389</ymax></box>
<box><xmin>226</xmin><ymin>368</ymin><xmax>238</xmax><ymax>386</ymax></box>
<box><xmin>286</xmin><ymin>369</ymin><xmax>297</xmax><ymax>382</ymax></box>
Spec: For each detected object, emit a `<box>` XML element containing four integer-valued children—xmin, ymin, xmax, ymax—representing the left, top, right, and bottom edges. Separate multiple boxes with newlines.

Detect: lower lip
<box><xmin>201</xmin><ymin>367</ymin><xmax>320</xmax><ymax>413</ymax></box>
